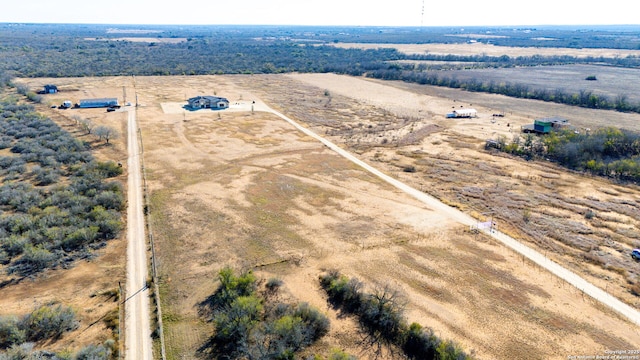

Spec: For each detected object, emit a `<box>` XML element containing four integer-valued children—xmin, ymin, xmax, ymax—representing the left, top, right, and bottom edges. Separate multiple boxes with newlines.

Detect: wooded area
<box><xmin>0</xmin><ymin>100</ymin><xmax>124</xmax><ymax>278</ymax></box>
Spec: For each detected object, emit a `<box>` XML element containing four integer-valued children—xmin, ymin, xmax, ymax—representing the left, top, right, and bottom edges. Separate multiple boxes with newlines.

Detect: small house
<box><xmin>78</xmin><ymin>98</ymin><xmax>119</xmax><ymax>108</ymax></box>
<box><xmin>188</xmin><ymin>96</ymin><xmax>229</xmax><ymax>110</ymax></box>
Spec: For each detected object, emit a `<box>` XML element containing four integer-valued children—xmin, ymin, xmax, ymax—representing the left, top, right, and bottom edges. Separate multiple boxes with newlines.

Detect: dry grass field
<box><xmin>8</xmin><ymin>68</ymin><xmax>640</xmax><ymax>359</ymax></box>
<box><xmin>127</xmin><ymin>74</ymin><xmax>640</xmax><ymax>359</ymax></box>
<box><xmin>428</xmin><ymin>64</ymin><xmax>640</xmax><ymax>104</ymax></box>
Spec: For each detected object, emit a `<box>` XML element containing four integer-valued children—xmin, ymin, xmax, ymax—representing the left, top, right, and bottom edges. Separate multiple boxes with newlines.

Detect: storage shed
<box><xmin>78</xmin><ymin>98</ymin><xmax>119</xmax><ymax>108</ymax></box>
<box><xmin>523</xmin><ymin>117</ymin><xmax>570</xmax><ymax>134</ymax></box>
<box><xmin>534</xmin><ymin>119</ymin><xmax>553</xmax><ymax>133</ymax></box>
<box><xmin>188</xmin><ymin>96</ymin><xmax>229</xmax><ymax>110</ymax></box>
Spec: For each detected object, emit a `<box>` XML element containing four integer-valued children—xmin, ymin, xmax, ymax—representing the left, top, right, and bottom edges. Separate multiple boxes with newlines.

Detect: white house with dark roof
<box><xmin>188</xmin><ymin>96</ymin><xmax>229</xmax><ymax>110</ymax></box>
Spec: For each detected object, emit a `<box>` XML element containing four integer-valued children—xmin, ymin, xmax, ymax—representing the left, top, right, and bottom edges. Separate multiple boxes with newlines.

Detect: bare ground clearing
<box><xmin>118</xmin><ymin>74</ymin><xmax>640</xmax><ymax>359</ymax></box>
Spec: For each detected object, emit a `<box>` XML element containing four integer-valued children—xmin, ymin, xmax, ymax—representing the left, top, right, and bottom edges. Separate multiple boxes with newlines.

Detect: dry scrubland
<box><xmin>119</xmin><ymin>73</ymin><xmax>640</xmax><ymax>359</ymax></box>
<box><xmin>0</xmin><ymin>77</ymin><xmax>131</xmax><ymax>355</ymax></box>
<box><xmin>8</xmin><ymin>65</ymin><xmax>640</xmax><ymax>358</ymax></box>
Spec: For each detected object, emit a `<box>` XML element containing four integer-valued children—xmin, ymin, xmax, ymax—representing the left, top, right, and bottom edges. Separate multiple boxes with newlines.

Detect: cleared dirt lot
<box><xmin>122</xmin><ymin>74</ymin><xmax>640</xmax><ymax>359</ymax></box>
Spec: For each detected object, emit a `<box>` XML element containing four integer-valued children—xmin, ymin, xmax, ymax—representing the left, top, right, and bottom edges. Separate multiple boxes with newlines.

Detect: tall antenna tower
<box><xmin>421</xmin><ymin>0</ymin><xmax>425</xmax><ymax>26</ymax></box>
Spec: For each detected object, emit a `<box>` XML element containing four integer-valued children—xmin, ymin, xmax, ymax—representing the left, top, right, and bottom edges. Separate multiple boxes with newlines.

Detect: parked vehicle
<box><xmin>632</xmin><ymin>249</ymin><xmax>640</xmax><ymax>261</ymax></box>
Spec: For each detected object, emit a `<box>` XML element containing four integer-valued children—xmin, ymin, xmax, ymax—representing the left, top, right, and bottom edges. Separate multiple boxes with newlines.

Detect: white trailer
<box><xmin>446</xmin><ymin>108</ymin><xmax>477</xmax><ymax>118</ymax></box>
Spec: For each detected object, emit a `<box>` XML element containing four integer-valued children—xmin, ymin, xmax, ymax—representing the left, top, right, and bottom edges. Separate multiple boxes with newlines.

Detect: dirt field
<box><xmin>9</xmin><ymin>73</ymin><xmax>640</xmax><ymax>359</ymax></box>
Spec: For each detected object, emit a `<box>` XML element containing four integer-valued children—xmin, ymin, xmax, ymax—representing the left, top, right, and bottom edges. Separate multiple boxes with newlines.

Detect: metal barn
<box><xmin>78</xmin><ymin>98</ymin><xmax>119</xmax><ymax>108</ymax></box>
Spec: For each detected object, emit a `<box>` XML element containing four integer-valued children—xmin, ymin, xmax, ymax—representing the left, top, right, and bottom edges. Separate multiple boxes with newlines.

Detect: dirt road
<box><xmin>265</xmin><ymin>105</ymin><xmax>640</xmax><ymax>327</ymax></box>
<box><xmin>125</xmin><ymin>107</ymin><xmax>153</xmax><ymax>360</ymax></box>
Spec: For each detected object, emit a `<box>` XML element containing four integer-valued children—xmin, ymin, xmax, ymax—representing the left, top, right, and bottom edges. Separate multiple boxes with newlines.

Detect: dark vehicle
<box><xmin>632</xmin><ymin>249</ymin><xmax>640</xmax><ymax>261</ymax></box>
<box><xmin>106</xmin><ymin>107</ymin><xmax>116</xmax><ymax>112</ymax></box>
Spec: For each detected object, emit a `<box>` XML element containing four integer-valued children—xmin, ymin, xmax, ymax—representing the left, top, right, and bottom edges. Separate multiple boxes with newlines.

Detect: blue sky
<box><xmin>1</xmin><ymin>0</ymin><xmax>637</xmax><ymax>27</ymax></box>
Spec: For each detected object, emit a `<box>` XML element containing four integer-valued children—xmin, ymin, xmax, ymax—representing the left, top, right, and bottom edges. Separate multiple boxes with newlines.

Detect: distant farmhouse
<box><xmin>78</xmin><ymin>98</ymin><xmax>119</xmax><ymax>108</ymax></box>
<box><xmin>188</xmin><ymin>96</ymin><xmax>229</xmax><ymax>110</ymax></box>
<box><xmin>38</xmin><ymin>84</ymin><xmax>58</xmax><ymax>94</ymax></box>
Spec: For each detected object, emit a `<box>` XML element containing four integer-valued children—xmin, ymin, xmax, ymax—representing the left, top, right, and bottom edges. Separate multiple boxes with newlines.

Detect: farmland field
<box><xmin>150</xmin><ymin>74</ymin><xmax>640</xmax><ymax>359</ymax></box>
<box><xmin>431</xmin><ymin>64</ymin><xmax>640</xmax><ymax>104</ymax></box>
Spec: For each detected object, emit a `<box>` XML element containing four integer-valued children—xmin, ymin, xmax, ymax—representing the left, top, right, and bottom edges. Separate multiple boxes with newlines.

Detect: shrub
<box><xmin>292</xmin><ymin>302</ymin><xmax>330</xmax><ymax>342</ymax></box>
<box><xmin>266</xmin><ymin>277</ymin><xmax>284</xmax><ymax>292</ymax></box>
<box><xmin>75</xmin><ymin>343</ymin><xmax>111</xmax><ymax>360</ymax></box>
<box><xmin>94</xmin><ymin>190</ymin><xmax>124</xmax><ymax>211</ymax></box>
<box><xmin>15</xmin><ymin>84</ymin><xmax>29</xmax><ymax>95</ymax></box>
<box><xmin>94</xmin><ymin>161</ymin><xmax>123</xmax><ymax>178</ymax></box>
<box><xmin>0</xmin><ymin>316</ymin><xmax>26</xmax><ymax>349</ymax></box>
<box><xmin>62</xmin><ymin>226</ymin><xmax>99</xmax><ymax>251</ymax></box>
<box><xmin>204</xmin><ymin>268</ymin><xmax>330</xmax><ymax>359</ymax></box>
<box><xmin>20</xmin><ymin>303</ymin><xmax>78</xmax><ymax>341</ymax></box>
<box><xmin>12</xmin><ymin>244</ymin><xmax>57</xmax><ymax>275</ymax></box>
<box><xmin>212</xmin><ymin>295</ymin><xmax>262</xmax><ymax>355</ymax></box>
<box><xmin>359</xmin><ymin>285</ymin><xmax>407</xmax><ymax>346</ymax></box>
<box><xmin>328</xmin><ymin>349</ymin><xmax>358</xmax><ymax>360</ymax></box>
<box><xmin>320</xmin><ymin>271</ymin><xmax>363</xmax><ymax>312</ymax></box>
<box><xmin>214</xmin><ymin>267</ymin><xmax>257</xmax><ymax>307</ymax></box>
<box><xmin>402</xmin><ymin>323</ymin><xmax>439</xmax><ymax>360</ymax></box>
<box><xmin>585</xmin><ymin>209</ymin><xmax>596</xmax><ymax>219</ymax></box>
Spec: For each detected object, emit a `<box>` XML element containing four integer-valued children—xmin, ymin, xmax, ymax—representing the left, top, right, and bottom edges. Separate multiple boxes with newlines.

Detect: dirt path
<box><xmin>263</xmin><ymin>101</ymin><xmax>640</xmax><ymax>327</ymax></box>
<box><xmin>125</xmin><ymin>107</ymin><xmax>153</xmax><ymax>360</ymax></box>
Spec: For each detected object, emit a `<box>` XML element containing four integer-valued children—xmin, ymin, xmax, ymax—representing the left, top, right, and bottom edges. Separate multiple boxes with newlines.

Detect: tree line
<box><xmin>494</xmin><ymin>127</ymin><xmax>640</xmax><ymax>182</ymax></box>
<box><xmin>365</xmin><ymin>68</ymin><xmax>640</xmax><ymax>114</ymax></box>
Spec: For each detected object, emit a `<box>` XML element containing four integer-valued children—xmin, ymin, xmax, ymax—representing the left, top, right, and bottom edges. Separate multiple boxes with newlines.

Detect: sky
<box><xmin>0</xmin><ymin>0</ymin><xmax>637</xmax><ymax>27</ymax></box>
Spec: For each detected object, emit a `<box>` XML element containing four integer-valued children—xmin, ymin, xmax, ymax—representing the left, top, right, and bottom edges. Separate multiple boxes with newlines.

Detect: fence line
<box><xmin>137</xmin><ymin>125</ymin><xmax>167</xmax><ymax>360</ymax></box>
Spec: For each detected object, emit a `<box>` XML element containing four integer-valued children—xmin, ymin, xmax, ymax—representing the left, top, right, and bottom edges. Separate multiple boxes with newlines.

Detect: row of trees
<box><xmin>199</xmin><ymin>268</ymin><xmax>330</xmax><ymax>359</ymax></box>
<box><xmin>494</xmin><ymin>127</ymin><xmax>640</xmax><ymax>182</ymax></box>
<box><xmin>319</xmin><ymin>270</ymin><xmax>471</xmax><ymax>360</ymax></box>
<box><xmin>0</xmin><ymin>99</ymin><xmax>124</xmax><ymax>277</ymax></box>
<box><xmin>365</xmin><ymin>68</ymin><xmax>640</xmax><ymax>114</ymax></box>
